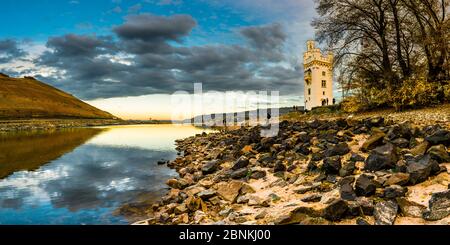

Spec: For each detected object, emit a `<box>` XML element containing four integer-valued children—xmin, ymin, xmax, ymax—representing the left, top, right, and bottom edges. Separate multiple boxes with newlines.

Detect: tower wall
<box><xmin>303</xmin><ymin>41</ymin><xmax>333</xmax><ymax>111</ymax></box>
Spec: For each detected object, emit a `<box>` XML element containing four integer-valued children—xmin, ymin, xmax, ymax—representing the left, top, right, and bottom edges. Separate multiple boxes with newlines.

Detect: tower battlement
<box><xmin>303</xmin><ymin>40</ymin><xmax>334</xmax><ymax>110</ymax></box>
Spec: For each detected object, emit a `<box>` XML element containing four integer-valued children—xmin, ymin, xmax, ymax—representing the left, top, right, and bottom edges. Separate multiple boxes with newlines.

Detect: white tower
<box><xmin>303</xmin><ymin>40</ymin><xmax>334</xmax><ymax>111</ymax></box>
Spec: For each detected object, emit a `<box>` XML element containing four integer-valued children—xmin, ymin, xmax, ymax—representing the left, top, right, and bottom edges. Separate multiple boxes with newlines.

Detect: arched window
<box><xmin>322</xmin><ymin>80</ymin><xmax>326</xmax><ymax>88</ymax></box>
<box><xmin>308</xmin><ymin>88</ymin><xmax>311</xmax><ymax>95</ymax></box>
<box><xmin>322</xmin><ymin>71</ymin><xmax>326</xmax><ymax>76</ymax></box>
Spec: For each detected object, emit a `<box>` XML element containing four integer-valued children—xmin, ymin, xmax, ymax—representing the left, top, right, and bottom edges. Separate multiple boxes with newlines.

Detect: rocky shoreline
<box><xmin>131</xmin><ymin>116</ymin><xmax>450</xmax><ymax>225</ymax></box>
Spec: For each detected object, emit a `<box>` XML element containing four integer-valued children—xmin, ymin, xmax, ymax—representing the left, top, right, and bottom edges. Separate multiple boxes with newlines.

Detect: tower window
<box><xmin>323</xmin><ymin>91</ymin><xmax>325</xmax><ymax>95</ymax></box>
<box><xmin>308</xmin><ymin>88</ymin><xmax>311</xmax><ymax>95</ymax></box>
<box><xmin>322</xmin><ymin>80</ymin><xmax>326</xmax><ymax>88</ymax></box>
<box><xmin>322</xmin><ymin>71</ymin><xmax>326</xmax><ymax>76</ymax></box>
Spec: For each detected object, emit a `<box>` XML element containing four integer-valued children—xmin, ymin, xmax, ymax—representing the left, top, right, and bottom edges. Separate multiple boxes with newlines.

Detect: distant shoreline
<box><xmin>0</xmin><ymin>118</ymin><xmax>173</xmax><ymax>132</ymax></box>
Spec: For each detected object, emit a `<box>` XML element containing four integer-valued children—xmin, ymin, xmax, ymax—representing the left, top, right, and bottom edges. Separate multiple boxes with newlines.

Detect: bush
<box><xmin>443</xmin><ymin>82</ymin><xmax>450</xmax><ymax>102</ymax></box>
<box><xmin>341</xmin><ymin>96</ymin><xmax>365</xmax><ymax>113</ymax></box>
<box><xmin>391</xmin><ymin>78</ymin><xmax>439</xmax><ymax>110</ymax></box>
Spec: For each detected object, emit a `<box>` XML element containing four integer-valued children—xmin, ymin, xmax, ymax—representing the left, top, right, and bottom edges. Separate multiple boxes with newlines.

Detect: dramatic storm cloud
<box><xmin>0</xmin><ymin>39</ymin><xmax>27</xmax><ymax>63</ymax></box>
<box><xmin>23</xmin><ymin>13</ymin><xmax>302</xmax><ymax>100</ymax></box>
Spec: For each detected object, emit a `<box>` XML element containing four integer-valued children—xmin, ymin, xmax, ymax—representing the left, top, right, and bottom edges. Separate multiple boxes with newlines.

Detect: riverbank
<box><xmin>127</xmin><ymin>106</ymin><xmax>450</xmax><ymax>225</ymax></box>
<box><xmin>0</xmin><ymin>118</ymin><xmax>174</xmax><ymax>132</ymax></box>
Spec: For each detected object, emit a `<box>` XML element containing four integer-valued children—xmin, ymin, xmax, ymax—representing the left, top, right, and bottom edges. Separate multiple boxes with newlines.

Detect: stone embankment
<box><xmin>133</xmin><ymin>116</ymin><xmax>450</xmax><ymax>225</ymax></box>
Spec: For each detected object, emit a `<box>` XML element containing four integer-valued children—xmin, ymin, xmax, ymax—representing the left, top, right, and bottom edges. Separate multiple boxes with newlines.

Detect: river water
<box><xmin>0</xmin><ymin>124</ymin><xmax>212</xmax><ymax>224</ymax></box>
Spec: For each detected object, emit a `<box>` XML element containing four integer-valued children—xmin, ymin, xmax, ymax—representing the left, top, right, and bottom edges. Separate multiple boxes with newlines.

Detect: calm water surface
<box><xmin>0</xmin><ymin>124</ymin><xmax>212</xmax><ymax>224</ymax></box>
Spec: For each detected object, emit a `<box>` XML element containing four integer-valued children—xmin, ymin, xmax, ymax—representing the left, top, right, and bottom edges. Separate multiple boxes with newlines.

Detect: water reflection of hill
<box><xmin>0</xmin><ymin>128</ymin><xmax>104</xmax><ymax>179</ymax></box>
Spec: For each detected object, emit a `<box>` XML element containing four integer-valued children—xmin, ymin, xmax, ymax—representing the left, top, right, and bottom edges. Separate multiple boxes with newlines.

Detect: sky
<box><xmin>0</xmin><ymin>0</ymin><xmax>331</xmax><ymax>120</ymax></box>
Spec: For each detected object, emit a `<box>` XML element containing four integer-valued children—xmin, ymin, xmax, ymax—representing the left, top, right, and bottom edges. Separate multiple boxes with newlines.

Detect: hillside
<box><xmin>0</xmin><ymin>73</ymin><xmax>115</xmax><ymax>119</ymax></box>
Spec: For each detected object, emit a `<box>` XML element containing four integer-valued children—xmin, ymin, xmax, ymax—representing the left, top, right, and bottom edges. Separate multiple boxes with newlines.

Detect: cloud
<box><xmin>241</xmin><ymin>23</ymin><xmax>286</xmax><ymax>50</ymax></box>
<box><xmin>127</xmin><ymin>3</ymin><xmax>142</xmax><ymax>14</ymax></box>
<box><xmin>113</xmin><ymin>14</ymin><xmax>196</xmax><ymax>43</ymax></box>
<box><xmin>20</xmin><ymin>13</ymin><xmax>302</xmax><ymax>100</ymax></box>
<box><xmin>0</xmin><ymin>39</ymin><xmax>27</xmax><ymax>63</ymax></box>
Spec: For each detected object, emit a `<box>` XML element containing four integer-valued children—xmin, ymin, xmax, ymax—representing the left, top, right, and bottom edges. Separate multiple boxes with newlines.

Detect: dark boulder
<box><xmin>340</xmin><ymin>182</ymin><xmax>356</xmax><ymax>201</ymax></box>
<box><xmin>355</xmin><ymin>174</ymin><xmax>376</xmax><ymax>197</ymax></box>
<box><xmin>324</xmin><ymin>142</ymin><xmax>350</xmax><ymax>157</ymax></box>
<box><xmin>202</xmin><ymin>160</ymin><xmax>220</xmax><ymax>174</ymax></box>
<box><xmin>322</xmin><ymin>156</ymin><xmax>342</xmax><ymax>174</ymax></box>
<box><xmin>406</xmin><ymin>155</ymin><xmax>440</xmax><ymax>185</ymax></box>
<box><xmin>311</xmin><ymin>152</ymin><xmax>324</xmax><ymax>161</ymax></box>
<box><xmin>364</xmin><ymin>143</ymin><xmax>398</xmax><ymax>172</ymax></box>
<box><xmin>392</xmin><ymin>138</ymin><xmax>410</xmax><ymax>148</ymax></box>
<box><xmin>232</xmin><ymin>156</ymin><xmax>249</xmax><ymax>170</ymax></box>
<box><xmin>386</xmin><ymin>124</ymin><xmax>412</xmax><ymax>140</ymax></box>
<box><xmin>274</xmin><ymin>162</ymin><xmax>287</xmax><ymax>172</ymax></box>
<box><xmin>350</xmin><ymin>153</ymin><xmax>365</xmax><ymax>162</ymax></box>
<box><xmin>425</xmin><ymin>129</ymin><xmax>450</xmax><ymax>146</ymax></box>
<box><xmin>323</xmin><ymin>199</ymin><xmax>349</xmax><ymax>221</ymax></box>
<box><xmin>230</xmin><ymin>168</ymin><xmax>248</xmax><ymax>179</ymax></box>
<box><xmin>339</xmin><ymin>161</ymin><xmax>356</xmax><ymax>177</ymax></box>
<box><xmin>383</xmin><ymin>185</ymin><xmax>407</xmax><ymax>199</ymax></box>
<box><xmin>294</xmin><ymin>144</ymin><xmax>311</xmax><ymax>155</ymax></box>
<box><xmin>427</xmin><ymin>145</ymin><xmax>450</xmax><ymax>163</ymax></box>
<box><xmin>250</xmin><ymin>170</ymin><xmax>266</xmax><ymax>179</ymax></box>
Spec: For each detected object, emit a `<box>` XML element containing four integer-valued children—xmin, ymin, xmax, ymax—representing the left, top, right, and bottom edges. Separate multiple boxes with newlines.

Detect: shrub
<box><xmin>341</xmin><ymin>96</ymin><xmax>365</xmax><ymax>113</ymax></box>
<box><xmin>443</xmin><ymin>82</ymin><xmax>450</xmax><ymax>102</ymax></box>
<box><xmin>391</xmin><ymin>78</ymin><xmax>439</xmax><ymax>110</ymax></box>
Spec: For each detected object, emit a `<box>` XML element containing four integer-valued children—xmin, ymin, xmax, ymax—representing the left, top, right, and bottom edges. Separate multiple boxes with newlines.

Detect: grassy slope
<box><xmin>0</xmin><ymin>75</ymin><xmax>115</xmax><ymax>119</ymax></box>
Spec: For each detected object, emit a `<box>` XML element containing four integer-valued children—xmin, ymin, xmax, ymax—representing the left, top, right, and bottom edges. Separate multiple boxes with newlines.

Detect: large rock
<box><xmin>202</xmin><ymin>160</ymin><xmax>220</xmax><ymax>174</ymax></box>
<box><xmin>322</xmin><ymin>156</ymin><xmax>342</xmax><ymax>174</ymax></box>
<box><xmin>323</xmin><ymin>199</ymin><xmax>349</xmax><ymax>221</ymax></box>
<box><xmin>197</xmin><ymin>189</ymin><xmax>216</xmax><ymax>200</ymax></box>
<box><xmin>230</xmin><ymin>168</ymin><xmax>248</xmax><ymax>179</ymax></box>
<box><xmin>274</xmin><ymin>162</ymin><xmax>287</xmax><ymax>172</ymax></box>
<box><xmin>427</xmin><ymin>145</ymin><xmax>450</xmax><ymax>163</ymax></box>
<box><xmin>350</xmin><ymin>153</ymin><xmax>365</xmax><ymax>162</ymax></box>
<box><xmin>406</xmin><ymin>155</ymin><xmax>440</xmax><ymax>185</ymax></box>
<box><xmin>355</xmin><ymin>174</ymin><xmax>376</xmax><ymax>197</ymax></box>
<box><xmin>356</xmin><ymin>197</ymin><xmax>375</xmax><ymax>215</ymax></box>
<box><xmin>374</xmin><ymin>200</ymin><xmax>398</xmax><ymax>225</ymax></box>
<box><xmin>250</xmin><ymin>170</ymin><xmax>266</xmax><ymax>179</ymax></box>
<box><xmin>392</xmin><ymin>138</ymin><xmax>409</xmax><ymax>148</ymax></box>
<box><xmin>386</xmin><ymin>124</ymin><xmax>412</xmax><ymax>140</ymax></box>
<box><xmin>383</xmin><ymin>185</ymin><xmax>407</xmax><ymax>199</ymax></box>
<box><xmin>166</xmin><ymin>178</ymin><xmax>191</xmax><ymax>190</ymax></box>
<box><xmin>425</xmin><ymin>129</ymin><xmax>450</xmax><ymax>146</ymax></box>
<box><xmin>340</xmin><ymin>182</ymin><xmax>356</xmax><ymax>201</ymax></box>
<box><xmin>339</xmin><ymin>161</ymin><xmax>356</xmax><ymax>177</ymax></box>
<box><xmin>410</xmin><ymin>141</ymin><xmax>430</xmax><ymax>156</ymax></box>
<box><xmin>232</xmin><ymin>156</ymin><xmax>250</xmax><ymax>170</ymax></box>
<box><xmin>397</xmin><ymin>198</ymin><xmax>426</xmax><ymax>218</ymax></box>
<box><xmin>423</xmin><ymin>190</ymin><xmax>450</xmax><ymax>221</ymax></box>
<box><xmin>216</xmin><ymin>181</ymin><xmax>243</xmax><ymax>203</ymax></box>
<box><xmin>301</xmin><ymin>194</ymin><xmax>322</xmax><ymax>203</ymax></box>
<box><xmin>364</xmin><ymin>143</ymin><xmax>398</xmax><ymax>172</ymax></box>
<box><xmin>324</xmin><ymin>142</ymin><xmax>350</xmax><ymax>157</ymax></box>
<box><xmin>361</xmin><ymin>132</ymin><xmax>385</xmax><ymax>152</ymax></box>
<box><xmin>384</xmin><ymin>173</ymin><xmax>410</xmax><ymax>186</ymax></box>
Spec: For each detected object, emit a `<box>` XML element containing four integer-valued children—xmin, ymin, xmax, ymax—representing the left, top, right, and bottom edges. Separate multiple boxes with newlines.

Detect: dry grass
<box><xmin>0</xmin><ymin>76</ymin><xmax>115</xmax><ymax>119</ymax></box>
